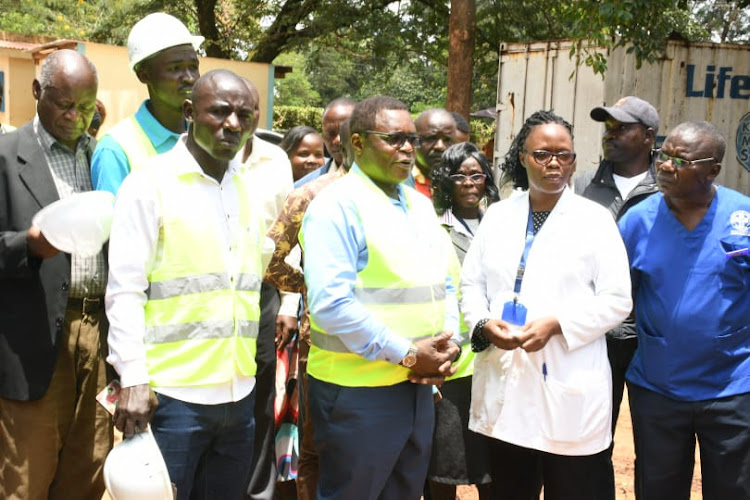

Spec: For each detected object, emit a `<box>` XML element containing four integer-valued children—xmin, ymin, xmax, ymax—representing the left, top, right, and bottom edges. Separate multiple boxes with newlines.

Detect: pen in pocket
<box><xmin>726</xmin><ymin>247</ymin><xmax>749</xmax><ymax>259</ymax></box>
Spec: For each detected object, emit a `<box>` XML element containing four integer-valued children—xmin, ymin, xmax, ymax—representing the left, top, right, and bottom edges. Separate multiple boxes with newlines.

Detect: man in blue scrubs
<box><xmin>619</xmin><ymin>121</ymin><xmax>750</xmax><ymax>500</ymax></box>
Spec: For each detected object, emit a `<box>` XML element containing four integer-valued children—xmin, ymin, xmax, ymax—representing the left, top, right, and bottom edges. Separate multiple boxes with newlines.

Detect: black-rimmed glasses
<box><xmin>363</xmin><ymin>130</ymin><xmax>422</xmax><ymax>149</ymax></box>
<box><xmin>523</xmin><ymin>150</ymin><xmax>577</xmax><ymax>166</ymax></box>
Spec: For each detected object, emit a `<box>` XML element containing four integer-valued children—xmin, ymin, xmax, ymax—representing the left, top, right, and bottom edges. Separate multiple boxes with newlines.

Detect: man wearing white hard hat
<box><xmin>91</xmin><ymin>12</ymin><xmax>202</xmax><ymax>195</ymax></box>
<box><xmin>0</xmin><ymin>50</ymin><xmax>112</xmax><ymax>500</ymax></box>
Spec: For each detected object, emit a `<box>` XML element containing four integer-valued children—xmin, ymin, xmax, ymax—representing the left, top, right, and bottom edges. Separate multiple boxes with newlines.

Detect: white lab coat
<box><xmin>460</xmin><ymin>188</ymin><xmax>632</xmax><ymax>456</ymax></box>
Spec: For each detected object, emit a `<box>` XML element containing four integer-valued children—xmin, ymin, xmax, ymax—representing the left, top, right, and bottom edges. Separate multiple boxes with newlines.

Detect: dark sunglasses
<box><xmin>363</xmin><ymin>130</ymin><xmax>422</xmax><ymax>149</ymax></box>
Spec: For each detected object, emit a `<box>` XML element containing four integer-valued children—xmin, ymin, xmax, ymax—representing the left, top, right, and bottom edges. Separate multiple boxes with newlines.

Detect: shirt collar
<box><xmin>33</xmin><ymin>115</ymin><xmax>91</xmax><ymax>154</ymax></box>
<box><xmin>135</xmin><ymin>100</ymin><xmax>184</xmax><ymax>149</ymax></box>
<box><xmin>172</xmin><ymin>135</ymin><xmax>242</xmax><ymax>180</ymax></box>
<box><xmin>244</xmin><ymin>135</ymin><xmax>276</xmax><ymax>166</ymax></box>
<box><xmin>351</xmin><ymin>163</ymin><xmax>407</xmax><ymax>207</ymax></box>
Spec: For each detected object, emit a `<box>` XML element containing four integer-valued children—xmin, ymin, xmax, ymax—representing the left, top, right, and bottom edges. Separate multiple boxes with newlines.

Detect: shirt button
<box><xmin>61</xmin><ymin>282</ymin><xmax>69</xmax><ymax>292</ymax></box>
<box><xmin>55</xmin><ymin>317</ymin><xmax>63</xmax><ymax>327</ymax></box>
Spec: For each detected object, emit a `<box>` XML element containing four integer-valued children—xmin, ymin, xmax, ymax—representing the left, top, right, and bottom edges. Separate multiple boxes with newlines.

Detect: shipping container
<box><xmin>494</xmin><ymin>40</ymin><xmax>750</xmax><ymax>195</ymax></box>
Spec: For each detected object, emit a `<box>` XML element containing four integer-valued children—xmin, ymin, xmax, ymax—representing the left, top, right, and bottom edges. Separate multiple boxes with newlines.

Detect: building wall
<box><xmin>0</xmin><ymin>40</ymin><xmax>274</xmax><ymax>134</ymax></box>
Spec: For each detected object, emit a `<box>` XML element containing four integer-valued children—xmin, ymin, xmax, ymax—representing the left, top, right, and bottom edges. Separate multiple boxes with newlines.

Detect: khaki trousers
<box><xmin>0</xmin><ymin>297</ymin><xmax>113</xmax><ymax>500</ymax></box>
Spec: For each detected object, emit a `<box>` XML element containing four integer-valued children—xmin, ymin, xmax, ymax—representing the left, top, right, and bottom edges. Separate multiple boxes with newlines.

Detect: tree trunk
<box><xmin>194</xmin><ymin>0</ymin><xmax>229</xmax><ymax>59</ymax></box>
<box><xmin>446</xmin><ymin>0</ymin><xmax>475</xmax><ymax>121</ymax></box>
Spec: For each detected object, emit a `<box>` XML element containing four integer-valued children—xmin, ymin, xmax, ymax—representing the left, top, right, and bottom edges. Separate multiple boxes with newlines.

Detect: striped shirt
<box><xmin>34</xmin><ymin>116</ymin><xmax>106</xmax><ymax>297</ymax></box>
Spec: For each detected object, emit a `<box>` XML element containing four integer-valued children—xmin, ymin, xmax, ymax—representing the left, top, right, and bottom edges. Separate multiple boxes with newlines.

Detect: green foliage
<box><xmin>273</xmin><ymin>105</ymin><xmax>323</xmax><ymax>132</ymax></box>
<box><xmin>0</xmin><ymin>0</ymin><xmax>746</xmax><ymax>117</ymax></box>
<box><xmin>273</xmin><ymin>52</ymin><xmax>322</xmax><ymax>107</ymax></box>
<box><xmin>469</xmin><ymin>118</ymin><xmax>495</xmax><ymax>148</ymax></box>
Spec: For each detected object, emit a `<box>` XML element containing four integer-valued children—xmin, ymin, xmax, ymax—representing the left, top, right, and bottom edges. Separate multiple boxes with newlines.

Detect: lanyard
<box><xmin>513</xmin><ymin>208</ymin><xmax>536</xmax><ymax>295</ymax></box>
<box><xmin>453</xmin><ymin>212</ymin><xmax>481</xmax><ymax>236</ymax></box>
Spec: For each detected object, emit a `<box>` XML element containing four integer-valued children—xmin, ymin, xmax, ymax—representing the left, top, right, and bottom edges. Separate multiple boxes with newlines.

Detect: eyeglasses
<box><xmin>449</xmin><ymin>173</ymin><xmax>487</xmax><ymax>185</ymax></box>
<box><xmin>523</xmin><ymin>150</ymin><xmax>577</xmax><ymax>166</ymax></box>
<box><xmin>364</xmin><ymin>130</ymin><xmax>422</xmax><ymax>149</ymax></box>
<box><xmin>654</xmin><ymin>149</ymin><xmax>715</xmax><ymax>169</ymax></box>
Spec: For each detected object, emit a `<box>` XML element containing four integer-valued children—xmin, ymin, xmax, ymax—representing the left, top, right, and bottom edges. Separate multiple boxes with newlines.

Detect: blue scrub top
<box><xmin>619</xmin><ymin>186</ymin><xmax>750</xmax><ymax>401</ymax></box>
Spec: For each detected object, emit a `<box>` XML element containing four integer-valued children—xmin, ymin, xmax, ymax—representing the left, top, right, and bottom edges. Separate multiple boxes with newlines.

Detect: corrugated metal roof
<box><xmin>0</xmin><ymin>39</ymin><xmax>37</xmax><ymax>51</ymax></box>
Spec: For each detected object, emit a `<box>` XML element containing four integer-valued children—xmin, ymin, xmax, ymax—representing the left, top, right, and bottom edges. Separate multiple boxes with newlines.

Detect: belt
<box><xmin>68</xmin><ymin>296</ymin><xmax>105</xmax><ymax>315</ymax></box>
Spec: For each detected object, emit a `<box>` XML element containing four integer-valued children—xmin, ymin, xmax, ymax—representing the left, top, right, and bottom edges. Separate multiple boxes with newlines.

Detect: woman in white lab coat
<box><xmin>460</xmin><ymin>110</ymin><xmax>632</xmax><ymax>499</ymax></box>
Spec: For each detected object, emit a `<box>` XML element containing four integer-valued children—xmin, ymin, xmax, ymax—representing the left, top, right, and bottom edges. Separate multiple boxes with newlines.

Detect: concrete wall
<box><xmin>0</xmin><ymin>40</ymin><xmax>274</xmax><ymax>134</ymax></box>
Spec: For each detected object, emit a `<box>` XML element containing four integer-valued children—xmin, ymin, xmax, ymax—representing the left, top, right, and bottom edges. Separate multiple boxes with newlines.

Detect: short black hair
<box><xmin>432</xmin><ymin>142</ymin><xmax>500</xmax><ymax>215</ymax></box>
<box><xmin>500</xmin><ymin>110</ymin><xmax>573</xmax><ymax>190</ymax></box>
<box><xmin>349</xmin><ymin>95</ymin><xmax>408</xmax><ymax>134</ymax></box>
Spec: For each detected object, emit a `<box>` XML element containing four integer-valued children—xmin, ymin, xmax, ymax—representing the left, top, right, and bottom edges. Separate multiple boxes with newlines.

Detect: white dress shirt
<box><xmin>244</xmin><ymin>135</ymin><xmax>301</xmax><ymax>317</ymax></box>
<box><xmin>106</xmin><ymin>137</ymin><xmax>259</xmax><ymax>404</ymax></box>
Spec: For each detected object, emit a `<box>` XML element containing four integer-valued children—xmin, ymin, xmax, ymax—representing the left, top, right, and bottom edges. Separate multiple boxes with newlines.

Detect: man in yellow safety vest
<box><xmin>105</xmin><ymin>69</ymin><xmax>266</xmax><ymax>500</ymax></box>
<box><xmin>299</xmin><ymin>95</ymin><xmax>462</xmax><ymax>499</ymax></box>
<box><xmin>91</xmin><ymin>12</ymin><xmax>202</xmax><ymax>195</ymax></box>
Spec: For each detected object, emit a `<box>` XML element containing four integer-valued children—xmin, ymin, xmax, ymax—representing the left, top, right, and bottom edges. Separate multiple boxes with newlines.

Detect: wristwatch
<box><xmin>399</xmin><ymin>344</ymin><xmax>418</xmax><ymax>368</ymax></box>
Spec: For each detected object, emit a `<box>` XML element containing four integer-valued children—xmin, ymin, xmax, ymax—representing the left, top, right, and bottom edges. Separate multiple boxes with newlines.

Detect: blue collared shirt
<box><xmin>301</xmin><ymin>164</ymin><xmax>459</xmax><ymax>363</ymax></box>
<box><xmin>91</xmin><ymin>100</ymin><xmax>183</xmax><ymax>194</ymax></box>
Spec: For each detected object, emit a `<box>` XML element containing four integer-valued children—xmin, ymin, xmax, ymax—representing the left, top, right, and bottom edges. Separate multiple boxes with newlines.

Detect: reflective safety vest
<box><xmin>303</xmin><ymin>169</ymin><xmax>455</xmax><ymax>387</ymax></box>
<box><xmin>446</xmin><ymin>231</ymin><xmax>474</xmax><ymax>381</ymax></box>
<box><xmin>143</xmin><ymin>162</ymin><xmax>264</xmax><ymax>388</ymax></box>
<box><xmin>106</xmin><ymin>116</ymin><xmax>157</xmax><ymax>172</ymax></box>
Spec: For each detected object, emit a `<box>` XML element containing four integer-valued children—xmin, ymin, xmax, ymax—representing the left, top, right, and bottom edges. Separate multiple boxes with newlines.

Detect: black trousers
<box><xmin>246</xmin><ymin>282</ymin><xmax>280</xmax><ymax>500</ymax></box>
<box><xmin>486</xmin><ymin>438</ymin><xmax>610</xmax><ymax>500</ymax></box>
<box><xmin>629</xmin><ymin>383</ymin><xmax>750</xmax><ymax>500</ymax></box>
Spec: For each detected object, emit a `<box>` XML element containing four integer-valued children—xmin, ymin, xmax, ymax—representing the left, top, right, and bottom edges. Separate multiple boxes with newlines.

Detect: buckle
<box><xmin>82</xmin><ymin>297</ymin><xmax>102</xmax><ymax>314</ymax></box>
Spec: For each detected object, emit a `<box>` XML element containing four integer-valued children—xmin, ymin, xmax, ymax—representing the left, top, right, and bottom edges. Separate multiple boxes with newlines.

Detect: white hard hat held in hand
<box><xmin>103</xmin><ymin>426</ymin><xmax>174</xmax><ymax>500</ymax></box>
<box><xmin>127</xmin><ymin>12</ymin><xmax>204</xmax><ymax>72</ymax></box>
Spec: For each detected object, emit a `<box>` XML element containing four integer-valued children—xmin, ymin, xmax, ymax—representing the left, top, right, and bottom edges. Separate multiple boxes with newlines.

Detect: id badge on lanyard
<box><xmin>502</xmin><ymin>209</ymin><xmax>534</xmax><ymax>328</ymax></box>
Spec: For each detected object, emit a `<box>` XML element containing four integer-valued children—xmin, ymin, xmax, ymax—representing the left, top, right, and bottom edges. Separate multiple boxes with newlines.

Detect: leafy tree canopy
<box><xmin>1</xmin><ymin>0</ymin><xmax>746</xmax><ymax>111</ymax></box>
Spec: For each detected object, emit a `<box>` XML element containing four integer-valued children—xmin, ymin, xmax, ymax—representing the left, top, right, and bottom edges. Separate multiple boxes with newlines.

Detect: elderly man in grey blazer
<box><xmin>0</xmin><ymin>49</ymin><xmax>112</xmax><ymax>500</ymax></box>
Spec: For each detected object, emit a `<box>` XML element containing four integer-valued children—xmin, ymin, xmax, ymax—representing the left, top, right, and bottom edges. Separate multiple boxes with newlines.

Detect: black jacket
<box><xmin>573</xmin><ymin>159</ymin><xmax>659</xmax><ymax>339</ymax></box>
<box><xmin>0</xmin><ymin>122</ymin><xmax>95</xmax><ymax>400</ymax></box>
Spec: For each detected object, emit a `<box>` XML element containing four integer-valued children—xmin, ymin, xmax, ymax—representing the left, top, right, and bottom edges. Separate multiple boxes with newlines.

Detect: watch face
<box><xmin>402</xmin><ymin>355</ymin><xmax>417</xmax><ymax>368</ymax></box>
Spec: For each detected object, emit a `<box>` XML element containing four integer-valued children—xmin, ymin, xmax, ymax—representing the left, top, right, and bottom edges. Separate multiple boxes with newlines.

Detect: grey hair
<box><xmin>38</xmin><ymin>49</ymin><xmax>98</xmax><ymax>89</ymax></box>
<box><xmin>670</xmin><ymin>121</ymin><xmax>726</xmax><ymax>163</ymax></box>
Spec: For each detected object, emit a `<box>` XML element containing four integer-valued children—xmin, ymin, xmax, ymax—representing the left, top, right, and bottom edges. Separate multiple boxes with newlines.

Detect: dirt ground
<box><xmin>455</xmin><ymin>388</ymin><xmax>703</xmax><ymax>500</ymax></box>
<box><xmin>105</xmin><ymin>389</ymin><xmax>703</xmax><ymax>500</ymax></box>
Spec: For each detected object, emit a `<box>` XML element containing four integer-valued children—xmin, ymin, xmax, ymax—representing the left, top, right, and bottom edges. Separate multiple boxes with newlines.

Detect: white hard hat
<box><xmin>103</xmin><ymin>427</ymin><xmax>173</xmax><ymax>500</ymax></box>
<box><xmin>32</xmin><ymin>191</ymin><xmax>115</xmax><ymax>257</ymax></box>
<box><xmin>127</xmin><ymin>12</ymin><xmax>204</xmax><ymax>72</ymax></box>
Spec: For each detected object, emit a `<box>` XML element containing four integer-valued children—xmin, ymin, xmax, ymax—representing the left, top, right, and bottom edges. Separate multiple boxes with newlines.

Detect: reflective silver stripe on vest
<box><xmin>147</xmin><ymin>272</ymin><xmax>261</xmax><ymax>300</ymax></box>
<box><xmin>236</xmin><ymin>273</ymin><xmax>262</xmax><ymax>292</ymax></box>
<box><xmin>146</xmin><ymin>320</ymin><xmax>259</xmax><ymax>344</ymax></box>
<box><xmin>310</xmin><ymin>328</ymin><xmax>434</xmax><ymax>353</ymax></box>
<box><xmin>353</xmin><ymin>283</ymin><xmax>445</xmax><ymax>305</ymax></box>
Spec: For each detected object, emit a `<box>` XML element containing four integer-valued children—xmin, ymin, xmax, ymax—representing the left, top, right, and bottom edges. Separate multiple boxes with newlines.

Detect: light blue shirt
<box><xmin>301</xmin><ymin>164</ymin><xmax>460</xmax><ymax>364</ymax></box>
<box><xmin>91</xmin><ymin>101</ymin><xmax>183</xmax><ymax>195</ymax></box>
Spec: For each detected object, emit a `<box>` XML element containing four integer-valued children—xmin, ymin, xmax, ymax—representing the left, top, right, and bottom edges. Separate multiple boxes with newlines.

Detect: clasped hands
<box><xmin>482</xmin><ymin>316</ymin><xmax>561</xmax><ymax>352</ymax></box>
<box><xmin>407</xmin><ymin>331</ymin><xmax>460</xmax><ymax>386</ymax></box>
